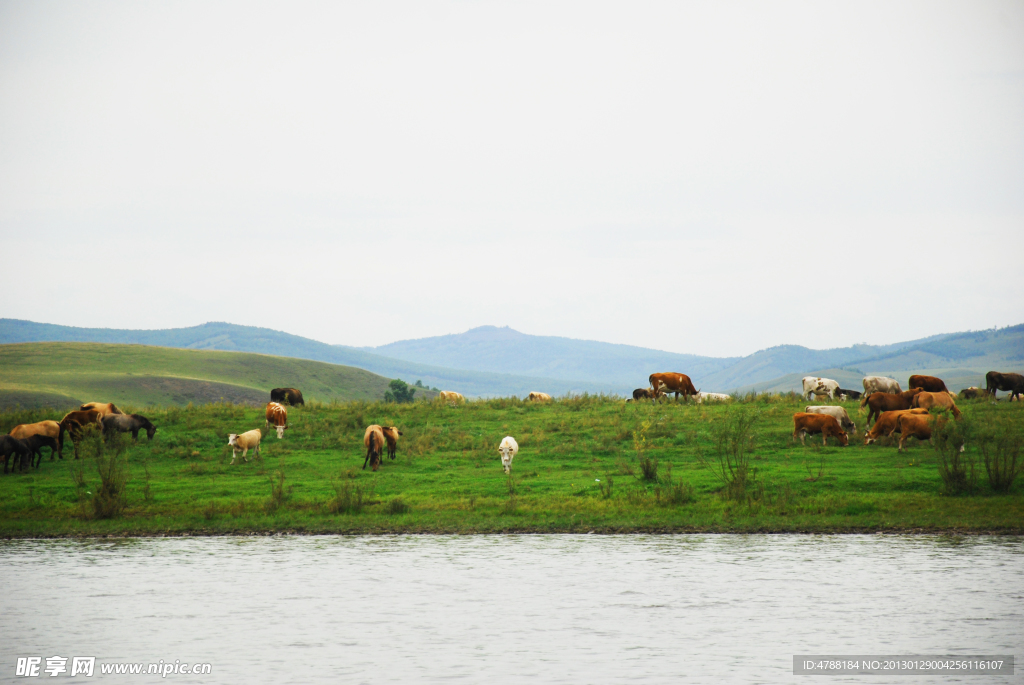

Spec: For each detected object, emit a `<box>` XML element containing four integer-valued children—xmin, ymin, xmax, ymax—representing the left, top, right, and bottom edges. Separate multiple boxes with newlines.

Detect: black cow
<box><xmin>270</xmin><ymin>387</ymin><xmax>305</xmax><ymax>406</ymax></box>
<box><xmin>836</xmin><ymin>388</ymin><xmax>862</xmax><ymax>400</ymax></box>
<box><xmin>986</xmin><ymin>371</ymin><xmax>1024</xmax><ymax>401</ymax></box>
<box><xmin>0</xmin><ymin>436</ymin><xmax>32</xmax><ymax>474</ymax></box>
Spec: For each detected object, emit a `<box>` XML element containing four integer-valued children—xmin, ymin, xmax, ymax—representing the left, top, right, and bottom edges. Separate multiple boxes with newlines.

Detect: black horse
<box><xmin>0</xmin><ymin>435</ymin><xmax>32</xmax><ymax>474</ymax></box>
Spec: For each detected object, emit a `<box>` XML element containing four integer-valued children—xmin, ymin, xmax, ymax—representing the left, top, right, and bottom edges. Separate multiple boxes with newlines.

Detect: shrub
<box><xmin>979</xmin><ymin>424</ymin><xmax>1023</xmax><ymax>493</ymax></box>
<box><xmin>265</xmin><ymin>462</ymin><xmax>292</xmax><ymax>512</ymax></box>
<box><xmin>933</xmin><ymin>416</ymin><xmax>976</xmax><ymax>495</ymax></box>
<box><xmin>632</xmin><ymin>419</ymin><xmax>659</xmax><ymax>482</ymax></box>
<box><xmin>386</xmin><ymin>497</ymin><xmax>410</xmax><ymax>515</ymax></box>
<box><xmin>598</xmin><ymin>476</ymin><xmax>614</xmax><ymax>499</ymax></box>
<box><xmin>83</xmin><ymin>429</ymin><xmax>131</xmax><ymax>519</ymax></box>
<box><xmin>695</xmin><ymin>410</ymin><xmax>759</xmax><ymax>501</ymax></box>
<box><xmin>328</xmin><ymin>480</ymin><xmax>366</xmax><ymax>514</ymax></box>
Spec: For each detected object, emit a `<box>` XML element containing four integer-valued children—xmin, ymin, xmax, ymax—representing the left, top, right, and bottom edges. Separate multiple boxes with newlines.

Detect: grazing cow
<box><xmin>861</xmin><ymin>388</ymin><xmax>924</xmax><ymax>426</ymax></box>
<box><xmin>101</xmin><ymin>414</ymin><xmax>157</xmax><ymax>440</ymax></box>
<box><xmin>632</xmin><ymin>388</ymin><xmax>656</xmax><ymax>401</ymax></box>
<box><xmin>363</xmin><ymin>425</ymin><xmax>385</xmax><ymax>471</ymax></box>
<box><xmin>908</xmin><ymin>375</ymin><xmax>948</xmax><ymax>393</ymax></box>
<box><xmin>836</xmin><ymin>388</ymin><xmax>861</xmax><ymax>400</ymax></box>
<box><xmin>59</xmin><ymin>410</ymin><xmax>103</xmax><ymax>458</ymax></box>
<box><xmin>696</xmin><ymin>392</ymin><xmax>731</xmax><ymax>403</ymax></box>
<box><xmin>862</xmin><ymin>376</ymin><xmax>902</xmax><ymax>396</ymax></box>
<box><xmin>228</xmin><ymin>430</ymin><xmax>262</xmax><ymax>464</ymax></box>
<box><xmin>911</xmin><ymin>391</ymin><xmax>962</xmax><ymax>419</ymax></box>
<box><xmin>863</xmin><ymin>408</ymin><xmax>929</xmax><ymax>445</ymax></box>
<box><xmin>649</xmin><ymin>373</ymin><xmax>698</xmax><ymax>401</ymax></box>
<box><xmin>79</xmin><ymin>402</ymin><xmax>123</xmax><ymax>417</ymax></box>
<box><xmin>792</xmin><ymin>413</ymin><xmax>849</xmax><ymax>446</ymax></box>
<box><xmin>527</xmin><ymin>392</ymin><xmax>552</xmax><ymax>402</ymax></box>
<box><xmin>801</xmin><ymin>377</ymin><xmax>840</xmax><ymax>401</ymax></box>
<box><xmin>438</xmin><ymin>391</ymin><xmax>465</xmax><ymax>405</ymax></box>
<box><xmin>960</xmin><ymin>387</ymin><xmax>990</xmax><ymax>400</ymax></box>
<box><xmin>892</xmin><ymin>413</ymin><xmax>941</xmax><ymax>452</ymax></box>
<box><xmin>265</xmin><ymin>402</ymin><xmax>288</xmax><ymax>439</ymax></box>
<box><xmin>381</xmin><ymin>426</ymin><xmax>403</xmax><ymax>460</ymax></box>
<box><xmin>985</xmin><ymin>371</ymin><xmax>1024</xmax><ymax>401</ymax></box>
<box><xmin>804</xmin><ymin>406</ymin><xmax>856</xmax><ymax>433</ymax></box>
<box><xmin>498</xmin><ymin>436</ymin><xmax>519</xmax><ymax>474</ymax></box>
<box><xmin>0</xmin><ymin>435</ymin><xmax>32</xmax><ymax>474</ymax></box>
<box><xmin>270</xmin><ymin>388</ymin><xmax>305</xmax><ymax>406</ymax></box>
<box><xmin>9</xmin><ymin>420</ymin><xmax>62</xmax><ymax>460</ymax></box>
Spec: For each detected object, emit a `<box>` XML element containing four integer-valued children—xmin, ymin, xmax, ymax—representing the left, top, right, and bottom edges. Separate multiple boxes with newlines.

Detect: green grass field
<box><xmin>0</xmin><ymin>394</ymin><xmax>1020</xmax><ymax>536</ymax></box>
<box><xmin>0</xmin><ymin>342</ymin><xmax>437</xmax><ymax>409</ymax></box>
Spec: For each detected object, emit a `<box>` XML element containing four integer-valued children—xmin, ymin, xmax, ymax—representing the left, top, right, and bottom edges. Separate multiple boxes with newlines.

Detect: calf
<box><xmin>228</xmin><ymin>430</ymin><xmax>262</xmax><ymax>464</ymax></box>
<box><xmin>498</xmin><ymin>436</ymin><xmax>519</xmax><ymax>474</ymax></box>
<box><xmin>381</xmin><ymin>426</ymin><xmax>403</xmax><ymax>460</ymax></box>
<box><xmin>363</xmin><ymin>425</ymin><xmax>385</xmax><ymax>471</ymax></box>
<box><xmin>861</xmin><ymin>388</ymin><xmax>924</xmax><ymax>426</ymax></box>
<box><xmin>863</xmin><ymin>408</ymin><xmax>929</xmax><ymax>445</ymax></box>
<box><xmin>804</xmin><ymin>405</ymin><xmax>856</xmax><ymax>434</ymax></box>
<box><xmin>697</xmin><ymin>392</ymin><xmax>731</xmax><ymax>404</ymax></box>
<box><xmin>265</xmin><ymin>402</ymin><xmax>288</xmax><ymax>439</ymax></box>
<box><xmin>792</xmin><ymin>413</ymin><xmax>849</xmax><ymax>446</ymax></box>
<box><xmin>911</xmin><ymin>391</ymin><xmax>962</xmax><ymax>419</ymax></box>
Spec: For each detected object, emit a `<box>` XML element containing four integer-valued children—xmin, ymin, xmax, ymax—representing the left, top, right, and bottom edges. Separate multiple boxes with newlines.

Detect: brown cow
<box><xmin>911</xmin><ymin>391</ymin><xmax>962</xmax><ymax>419</ymax></box>
<box><xmin>792</xmin><ymin>413</ymin><xmax>849</xmax><ymax>446</ymax></box>
<box><xmin>9</xmin><ymin>420</ymin><xmax>62</xmax><ymax>460</ymax></box>
<box><xmin>381</xmin><ymin>426</ymin><xmax>403</xmax><ymax>460</ymax></box>
<box><xmin>863</xmin><ymin>408</ymin><xmax>929</xmax><ymax>445</ymax></box>
<box><xmin>80</xmin><ymin>402</ymin><xmax>124</xmax><ymax>417</ymax></box>
<box><xmin>861</xmin><ymin>388</ymin><xmax>924</xmax><ymax>426</ymax></box>
<box><xmin>265</xmin><ymin>402</ymin><xmax>288</xmax><ymax>439</ymax></box>
<box><xmin>907</xmin><ymin>375</ymin><xmax>948</xmax><ymax>393</ymax></box>
<box><xmin>363</xmin><ymin>425</ymin><xmax>385</xmax><ymax>471</ymax></box>
<box><xmin>892</xmin><ymin>413</ymin><xmax>939</xmax><ymax>452</ymax></box>
<box><xmin>986</xmin><ymin>371</ymin><xmax>1024</xmax><ymax>401</ymax></box>
<box><xmin>649</xmin><ymin>373</ymin><xmax>698</xmax><ymax>401</ymax></box>
<box><xmin>270</xmin><ymin>387</ymin><xmax>305</xmax><ymax>406</ymax></box>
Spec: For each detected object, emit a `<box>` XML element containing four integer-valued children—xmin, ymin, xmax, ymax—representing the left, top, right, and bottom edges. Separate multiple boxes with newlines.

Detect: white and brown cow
<box><xmin>802</xmin><ymin>376</ymin><xmax>839</xmax><ymax>401</ymax></box>
<box><xmin>498</xmin><ymin>436</ymin><xmax>519</xmax><ymax>474</ymax></box>
<box><xmin>265</xmin><ymin>402</ymin><xmax>288</xmax><ymax>439</ymax></box>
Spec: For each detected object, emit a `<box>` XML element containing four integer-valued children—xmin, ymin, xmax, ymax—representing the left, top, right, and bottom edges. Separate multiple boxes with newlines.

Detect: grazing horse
<box><xmin>649</xmin><ymin>373</ymin><xmax>698</xmax><ymax>401</ymax></box>
<box><xmin>270</xmin><ymin>388</ymin><xmax>305</xmax><ymax>406</ymax></box>
<box><xmin>9</xmin><ymin>420</ymin><xmax>62</xmax><ymax>460</ymax></box>
<box><xmin>363</xmin><ymin>425</ymin><xmax>385</xmax><ymax>471</ymax></box>
<box><xmin>381</xmin><ymin>426</ymin><xmax>403</xmax><ymax>460</ymax></box>
<box><xmin>0</xmin><ymin>436</ymin><xmax>32</xmax><ymax>474</ymax></box>
<box><xmin>23</xmin><ymin>434</ymin><xmax>60</xmax><ymax>469</ymax></box>
<box><xmin>101</xmin><ymin>414</ymin><xmax>157</xmax><ymax>440</ymax></box>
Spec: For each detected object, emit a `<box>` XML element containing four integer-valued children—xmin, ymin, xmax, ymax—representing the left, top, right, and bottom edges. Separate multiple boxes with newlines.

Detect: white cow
<box><xmin>228</xmin><ymin>429</ymin><xmax>262</xmax><ymax>464</ymax></box>
<box><xmin>804</xmin><ymin>405</ymin><xmax>856</xmax><ymax>434</ymax></box>
<box><xmin>802</xmin><ymin>376</ymin><xmax>839</xmax><ymax>401</ymax></box>
<box><xmin>696</xmin><ymin>392</ymin><xmax>731</xmax><ymax>403</ymax></box>
<box><xmin>498</xmin><ymin>436</ymin><xmax>519</xmax><ymax>474</ymax></box>
<box><xmin>862</xmin><ymin>376</ymin><xmax>902</xmax><ymax>396</ymax></box>
<box><xmin>527</xmin><ymin>392</ymin><xmax>552</xmax><ymax>402</ymax></box>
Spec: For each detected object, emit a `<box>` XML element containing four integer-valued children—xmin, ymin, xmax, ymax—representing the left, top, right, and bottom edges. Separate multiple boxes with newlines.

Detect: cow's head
<box><xmin>837</xmin><ymin>430</ymin><xmax>849</xmax><ymax>447</ymax></box>
<box><xmin>228</xmin><ymin>434</ymin><xmax>238</xmax><ymax>447</ymax></box>
<box><xmin>275</xmin><ymin>425</ymin><xmax>286</xmax><ymax>439</ymax></box>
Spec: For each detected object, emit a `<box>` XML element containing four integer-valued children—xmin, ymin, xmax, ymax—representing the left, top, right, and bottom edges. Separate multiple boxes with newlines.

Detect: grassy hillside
<box><xmin>0</xmin><ymin>395</ymin><xmax>1020</xmax><ymax>537</ymax></box>
<box><xmin>0</xmin><ymin>320</ymin><xmax>615</xmax><ymax>397</ymax></box>
<box><xmin>0</xmin><ymin>343</ymin><xmax>435</xmax><ymax>409</ymax></box>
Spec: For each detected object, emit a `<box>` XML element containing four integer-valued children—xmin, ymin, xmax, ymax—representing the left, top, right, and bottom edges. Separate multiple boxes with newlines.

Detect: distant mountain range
<box><xmin>2</xmin><ymin>319</ymin><xmax>1021</xmax><ymax>397</ymax></box>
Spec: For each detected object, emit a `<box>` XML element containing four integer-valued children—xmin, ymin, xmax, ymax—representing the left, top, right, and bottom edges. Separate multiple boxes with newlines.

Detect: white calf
<box><xmin>696</xmin><ymin>392</ymin><xmax>731</xmax><ymax>403</ymax></box>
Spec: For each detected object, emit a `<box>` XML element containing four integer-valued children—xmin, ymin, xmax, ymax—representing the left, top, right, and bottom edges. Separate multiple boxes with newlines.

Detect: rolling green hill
<box><xmin>0</xmin><ymin>343</ymin><xmax>434</xmax><ymax>410</ymax></box>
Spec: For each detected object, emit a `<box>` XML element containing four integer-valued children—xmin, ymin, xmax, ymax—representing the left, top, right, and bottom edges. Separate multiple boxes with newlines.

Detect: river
<box><xmin>2</xmin><ymin>534</ymin><xmax>1020</xmax><ymax>683</ymax></box>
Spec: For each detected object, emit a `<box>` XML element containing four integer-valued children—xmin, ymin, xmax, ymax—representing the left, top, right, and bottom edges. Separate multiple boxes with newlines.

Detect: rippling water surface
<box><xmin>2</xmin><ymin>535</ymin><xmax>1021</xmax><ymax>683</ymax></box>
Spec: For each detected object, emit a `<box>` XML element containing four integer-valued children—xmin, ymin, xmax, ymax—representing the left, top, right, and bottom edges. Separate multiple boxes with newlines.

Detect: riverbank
<box><xmin>1</xmin><ymin>396</ymin><xmax>1021</xmax><ymax>537</ymax></box>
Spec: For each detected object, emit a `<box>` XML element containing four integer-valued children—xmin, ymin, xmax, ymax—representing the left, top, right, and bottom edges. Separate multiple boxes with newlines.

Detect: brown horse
<box><xmin>59</xmin><ymin>410</ymin><xmax>102</xmax><ymax>458</ymax></box>
<box><xmin>363</xmin><ymin>425</ymin><xmax>385</xmax><ymax>471</ymax></box>
<box><xmin>9</xmin><ymin>420</ymin><xmax>62</xmax><ymax>460</ymax></box>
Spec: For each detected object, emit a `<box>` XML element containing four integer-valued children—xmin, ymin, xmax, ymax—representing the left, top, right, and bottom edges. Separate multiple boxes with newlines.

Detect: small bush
<box><xmin>696</xmin><ymin>410</ymin><xmax>759</xmax><ymax>501</ymax></box>
<box><xmin>265</xmin><ymin>462</ymin><xmax>292</xmax><ymax>512</ymax></box>
<box><xmin>598</xmin><ymin>476</ymin><xmax>614</xmax><ymax>499</ymax></box>
<box><xmin>933</xmin><ymin>416</ymin><xmax>976</xmax><ymax>495</ymax></box>
<box><xmin>386</xmin><ymin>497</ymin><xmax>411</xmax><ymax>515</ymax></box>
<box><xmin>89</xmin><ymin>431</ymin><xmax>131</xmax><ymax>519</ymax></box>
<box><xmin>328</xmin><ymin>481</ymin><xmax>366</xmax><ymax>514</ymax></box>
<box><xmin>980</xmin><ymin>424</ymin><xmax>1023</xmax><ymax>493</ymax></box>
<box><xmin>632</xmin><ymin>419</ymin><xmax>659</xmax><ymax>482</ymax></box>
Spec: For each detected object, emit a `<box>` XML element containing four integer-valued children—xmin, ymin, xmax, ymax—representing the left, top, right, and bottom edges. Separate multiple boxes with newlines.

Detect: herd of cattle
<box><xmin>2</xmin><ymin>371</ymin><xmax>1021</xmax><ymax>476</ymax></box>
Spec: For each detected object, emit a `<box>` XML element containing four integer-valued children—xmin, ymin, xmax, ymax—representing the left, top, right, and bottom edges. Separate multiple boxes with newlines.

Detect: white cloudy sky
<box><xmin>1</xmin><ymin>1</ymin><xmax>1022</xmax><ymax>357</ymax></box>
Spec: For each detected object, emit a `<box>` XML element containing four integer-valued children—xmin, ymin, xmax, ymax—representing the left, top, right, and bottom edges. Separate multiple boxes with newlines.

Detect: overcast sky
<box><xmin>1</xmin><ymin>1</ymin><xmax>1022</xmax><ymax>357</ymax></box>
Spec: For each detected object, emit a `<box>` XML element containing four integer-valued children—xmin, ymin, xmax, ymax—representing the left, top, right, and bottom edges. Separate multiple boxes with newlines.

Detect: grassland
<box><xmin>0</xmin><ymin>342</ymin><xmax>435</xmax><ymax>410</ymax></box>
<box><xmin>0</xmin><ymin>394</ymin><xmax>1021</xmax><ymax>537</ymax></box>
